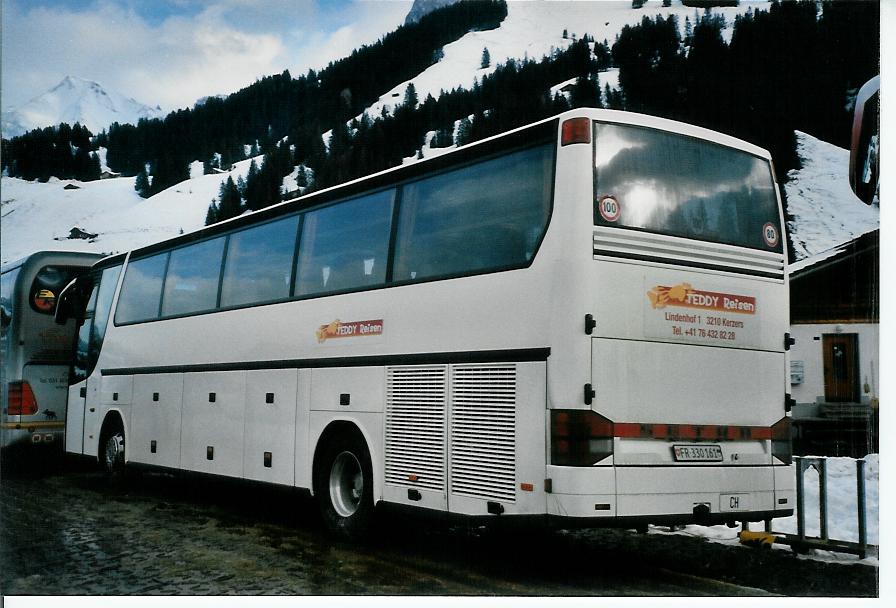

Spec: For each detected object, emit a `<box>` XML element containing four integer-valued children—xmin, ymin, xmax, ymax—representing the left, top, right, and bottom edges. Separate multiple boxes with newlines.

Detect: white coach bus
<box><xmin>57</xmin><ymin>109</ymin><xmax>794</xmax><ymax>537</ymax></box>
<box><xmin>2</xmin><ymin>251</ymin><xmax>102</xmax><ymax>450</ymax></box>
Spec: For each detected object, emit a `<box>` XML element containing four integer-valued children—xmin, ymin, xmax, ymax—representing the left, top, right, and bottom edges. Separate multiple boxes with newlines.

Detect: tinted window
<box><xmin>162</xmin><ymin>237</ymin><xmax>226</xmax><ymax>317</ymax></box>
<box><xmin>221</xmin><ymin>215</ymin><xmax>299</xmax><ymax>308</ymax></box>
<box><xmin>90</xmin><ymin>265</ymin><xmax>121</xmax><ymax>366</ymax></box>
<box><xmin>295</xmin><ymin>190</ymin><xmax>394</xmax><ymax>296</ymax></box>
<box><xmin>392</xmin><ymin>144</ymin><xmax>553</xmax><ymax>282</ymax></box>
<box><xmin>593</xmin><ymin>122</ymin><xmax>782</xmax><ymax>251</ymax></box>
<box><xmin>115</xmin><ymin>254</ymin><xmax>168</xmax><ymax>324</ymax></box>
<box><xmin>29</xmin><ymin>266</ymin><xmax>82</xmax><ymax>314</ymax></box>
<box><xmin>1</xmin><ymin>267</ymin><xmax>19</xmax><ymax>334</ymax></box>
<box><xmin>73</xmin><ymin>284</ymin><xmax>99</xmax><ymax>384</ymax></box>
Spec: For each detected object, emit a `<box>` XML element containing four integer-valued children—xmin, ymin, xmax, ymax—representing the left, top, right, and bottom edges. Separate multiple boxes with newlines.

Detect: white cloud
<box><xmin>1</xmin><ymin>0</ymin><xmax>412</xmax><ymax>113</ymax></box>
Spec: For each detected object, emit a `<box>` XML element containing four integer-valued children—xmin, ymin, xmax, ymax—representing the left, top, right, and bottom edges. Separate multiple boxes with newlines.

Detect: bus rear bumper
<box><xmin>546</xmin><ymin>464</ymin><xmax>794</xmax><ymax>523</ymax></box>
<box><xmin>1</xmin><ymin>424</ymin><xmax>65</xmax><ymax>449</ymax></box>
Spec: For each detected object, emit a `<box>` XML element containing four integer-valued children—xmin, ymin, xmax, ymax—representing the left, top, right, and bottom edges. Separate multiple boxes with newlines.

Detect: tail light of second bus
<box><xmin>7</xmin><ymin>381</ymin><xmax>39</xmax><ymax>416</ymax></box>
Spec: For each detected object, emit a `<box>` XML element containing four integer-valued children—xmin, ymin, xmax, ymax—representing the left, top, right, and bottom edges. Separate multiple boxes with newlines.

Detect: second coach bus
<box><xmin>57</xmin><ymin>109</ymin><xmax>794</xmax><ymax>537</ymax></box>
<box><xmin>2</xmin><ymin>251</ymin><xmax>102</xmax><ymax>450</ymax></box>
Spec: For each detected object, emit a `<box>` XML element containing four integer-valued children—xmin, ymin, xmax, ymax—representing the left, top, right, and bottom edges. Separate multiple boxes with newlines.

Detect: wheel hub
<box><xmin>329</xmin><ymin>451</ymin><xmax>363</xmax><ymax>517</ymax></box>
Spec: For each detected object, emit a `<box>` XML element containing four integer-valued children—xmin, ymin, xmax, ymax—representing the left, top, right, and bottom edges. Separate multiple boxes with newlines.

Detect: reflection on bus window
<box><xmin>295</xmin><ymin>190</ymin><xmax>394</xmax><ymax>296</ymax></box>
<box><xmin>393</xmin><ymin>144</ymin><xmax>553</xmax><ymax>282</ymax></box>
<box><xmin>73</xmin><ymin>285</ymin><xmax>99</xmax><ymax>384</ymax></box>
<box><xmin>221</xmin><ymin>215</ymin><xmax>299</xmax><ymax>308</ymax></box>
<box><xmin>162</xmin><ymin>237</ymin><xmax>226</xmax><ymax>317</ymax></box>
<box><xmin>116</xmin><ymin>254</ymin><xmax>168</xmax><ymax>324</ymax></box>
<box><xmin>593</xmin><ymin>123</ymin><xmax>780</xmax><ymax>251</ymax></box>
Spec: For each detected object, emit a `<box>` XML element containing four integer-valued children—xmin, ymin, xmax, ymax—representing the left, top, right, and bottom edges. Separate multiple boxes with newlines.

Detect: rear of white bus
<box><xmin>547</xmin><ymin>113</ymin><xmax>794</xmax><ymax>526</ymax></box>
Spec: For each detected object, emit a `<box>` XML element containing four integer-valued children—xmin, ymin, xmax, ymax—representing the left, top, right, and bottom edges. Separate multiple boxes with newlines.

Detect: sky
<box><xmin>1</xmin><ymin>0</ymin><xmax>414</xmax><ymax>112</ymax></box>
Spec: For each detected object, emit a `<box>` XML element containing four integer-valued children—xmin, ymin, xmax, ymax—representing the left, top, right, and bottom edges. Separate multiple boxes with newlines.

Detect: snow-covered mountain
<box><xmin>1</xmin><ymin>76</ymin><xmax>162</xmax><ymax>138</ymax></box>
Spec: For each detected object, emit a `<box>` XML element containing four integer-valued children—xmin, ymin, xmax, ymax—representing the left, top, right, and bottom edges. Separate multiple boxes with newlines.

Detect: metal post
<box><xmin>857</xmin><ymin>459</ymin><xmax>867</xmax><ymax>559</ymax></box>
<box><xmin>796</xmin><ymin>457</ymin><xmax>806</xmax><ymax>541</ymax></box>
<box><xmin>764</xmin><ymin>518</ymin><xmax>772</xmax><ymax>533</ymax></box>
<box><xmin>819</xmin><ymin>458</ymin><xmax>828</xmax><ymax>540</ymax></box>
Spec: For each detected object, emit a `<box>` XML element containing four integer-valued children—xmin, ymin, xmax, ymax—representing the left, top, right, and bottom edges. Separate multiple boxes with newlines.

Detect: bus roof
<box><xmin>115</xmin><ymin>108</ymin><xmax>773</xmax><ymax>263</ymax></box>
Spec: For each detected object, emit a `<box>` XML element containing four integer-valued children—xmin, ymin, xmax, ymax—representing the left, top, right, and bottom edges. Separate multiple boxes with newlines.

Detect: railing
<box><xmin>741</xmin><ymin>456</ymin><xmax>876</xmax><ymax>558</ymax></box>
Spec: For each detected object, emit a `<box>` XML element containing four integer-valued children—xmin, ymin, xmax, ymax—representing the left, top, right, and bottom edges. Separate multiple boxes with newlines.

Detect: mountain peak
<box><xmin>404</xmin><ymin>0</ymin><xmax>462</xmax><ymax>25</ymax></box>
<box><xmin>2</xmin><ymin>77</ymin><xmax>162</xmax><ymax>138</ymax></box>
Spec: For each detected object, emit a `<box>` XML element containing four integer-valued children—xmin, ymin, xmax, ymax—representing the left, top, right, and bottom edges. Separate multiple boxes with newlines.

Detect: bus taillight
<box><xmin>550</xmin><ymin>409</ymin><xmax>614</xmax><ymax>466</ymax></box>
<box><xmin>7</xmin><ymin>381</ymin><xmax>38</xmax><ymax>416</ymax></box>
<box><xmin>771</xmin><ymin>417</ymin><xmax>792</xmax><ymax>465</ymax></box>
<box><xmin>561</xmin><ymin>117</ymin><xmax>591</xmax><ymax>146</ymax></box>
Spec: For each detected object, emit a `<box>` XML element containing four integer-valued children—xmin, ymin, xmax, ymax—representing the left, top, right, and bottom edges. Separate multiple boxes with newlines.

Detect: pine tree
<box><xmin>218</xmin><ymin>176</ymin><xmax>242</xmax><ymax>220</ymax></box>
<box><xmin>205</xmin><ymin>201</ymin><xmax>220</xmax><ymax>225</ymax></box>
<box><xmin>135</xmin><ymin>170</ymin><xmax>151</xmax><ymax>198</ymax></box>
<box><xmin>403</xmin><ymin>82</ymin><xmax>419</xmax><ymax>109</ymax></box>
<box><xmin>480</xmin><ymin>47</ymin><xmax>491</xmax><ymax>69</ymax></box>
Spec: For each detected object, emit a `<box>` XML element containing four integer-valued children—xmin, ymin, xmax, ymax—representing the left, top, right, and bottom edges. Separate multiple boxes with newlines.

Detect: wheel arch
<box><xmin>97</xmin><ymin>409</ymin><xmax>126</xmax><ymax>462</ymax></box>
<box><xmin>311</xmin><ymin>418</ymin><xmax>381</xmax><ymax>502</ymax></box>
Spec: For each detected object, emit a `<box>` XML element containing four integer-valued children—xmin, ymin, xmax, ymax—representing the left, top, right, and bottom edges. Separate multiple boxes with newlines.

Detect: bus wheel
<box><xmin>315</xmin><ymin>431</ymin><xmax>374</xmax><ymax>540</ymax></box>
<box><xmin>101</xmin><ymin>425</ymin><xmax>126</xmax><ymax>478</ymax></box>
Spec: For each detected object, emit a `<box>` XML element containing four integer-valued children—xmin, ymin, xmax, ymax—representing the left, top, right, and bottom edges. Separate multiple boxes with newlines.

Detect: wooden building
<box><xmin>788</xmin><ymin>229</ymin><xmax>879</xmax><ymax>456</ymax></box>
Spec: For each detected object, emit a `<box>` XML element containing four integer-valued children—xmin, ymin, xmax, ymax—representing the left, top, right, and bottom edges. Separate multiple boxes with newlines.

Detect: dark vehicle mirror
<box><xmin>55</xmin><ymin>276</ymin><xmax>92</xmax><ymax>325</ymax></box>
<box><xmin>849</xmin><ymin>75</ymin><xmax>879</xmax><ymax>205</ymax></box>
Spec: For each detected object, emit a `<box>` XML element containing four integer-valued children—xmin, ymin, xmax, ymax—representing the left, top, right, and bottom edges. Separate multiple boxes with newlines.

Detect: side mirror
<box><xmin>849</xmin><ymin>75</ymin><xmax>879</xmax><ymax>205</ymax></box>
<box><xmin>54</xmin><ymin>277</ymin><xmax>91</xmax><ymax>325</ymax></box>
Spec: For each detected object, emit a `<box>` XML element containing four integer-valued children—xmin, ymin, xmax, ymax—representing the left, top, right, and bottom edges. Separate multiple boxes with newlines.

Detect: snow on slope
<box><xmin>1</xmin><ymin>76</ymin><xmax>162</xmax><ymax>138</ymax></box>
<box><xmin>784</xmin><ymin>131</ymin><xmax>880</xmax><ymax>261</ymax></box>
<box><xmin>363</xmin><ymin>0</ymin><xmax>769</xmax><ymax>119</ymax></box>
<box><xmin>1</xmin><ymin>158</ymin><xmax>258</xmax><ymax>265</ymax></box>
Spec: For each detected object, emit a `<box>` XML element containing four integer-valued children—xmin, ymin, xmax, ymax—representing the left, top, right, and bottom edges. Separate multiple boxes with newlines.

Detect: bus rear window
<box><xmin>29</xmin><ymin>266</ymin><xmax>82</xmax><ymax>314</ymax></box>
<box><xmin>593</xmin><ymin>122</ymin><xmax>782</xmax><ymax>251</ymax></box>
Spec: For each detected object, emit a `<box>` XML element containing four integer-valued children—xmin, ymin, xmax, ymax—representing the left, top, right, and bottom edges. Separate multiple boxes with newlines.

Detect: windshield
<box><xmin>593</xmin><ymin>122</ymin><xmax>782</xmax><ymax>252</ymax></box>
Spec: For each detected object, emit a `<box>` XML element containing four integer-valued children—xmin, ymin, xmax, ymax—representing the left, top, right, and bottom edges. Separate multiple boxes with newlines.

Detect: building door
<box><xmin>823</xmin><ymin>334</ymin><xmax>859</xmax><ymax>402</ymax></box>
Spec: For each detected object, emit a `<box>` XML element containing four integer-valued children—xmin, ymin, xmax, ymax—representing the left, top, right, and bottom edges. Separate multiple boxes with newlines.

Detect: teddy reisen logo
<box><xmin>647</xmin><ymin>283</ymin><xmax>756</xmax><ymax>314</ymax></box>
<box><xmin>316</xmin><ymin>319</ymin><xmax>384</xmax><ymax>343</ymax></box>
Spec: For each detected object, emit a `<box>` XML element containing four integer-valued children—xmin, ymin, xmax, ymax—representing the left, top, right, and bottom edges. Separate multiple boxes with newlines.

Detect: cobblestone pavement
<box><xmin>0</xmin><ymin>449</ymin><xmax>878</xmax><ymax>597</ymax></box>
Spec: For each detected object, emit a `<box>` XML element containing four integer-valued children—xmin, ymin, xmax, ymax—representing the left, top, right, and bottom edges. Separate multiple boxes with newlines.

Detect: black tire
<box><xmin>100</xmin><ymin>423</ymin><xmax>126</xmax><ymax>479</ymax></box>
<box><xmin>314</xmin><ymin>431</ymin><xmax>374</xmax><ymax>540</ymax></box>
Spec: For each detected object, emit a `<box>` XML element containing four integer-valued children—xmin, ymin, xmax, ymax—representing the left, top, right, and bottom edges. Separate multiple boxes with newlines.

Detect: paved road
<box><xmin>0</xmin><ymin>449</ymin><xmax>877</xmax><ymax>596</ymax></box>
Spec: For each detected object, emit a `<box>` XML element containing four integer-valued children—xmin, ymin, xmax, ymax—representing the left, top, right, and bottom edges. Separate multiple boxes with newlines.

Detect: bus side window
<box><xmin>162</xmin><ymin>237</ymin><xmax>226</xmax><ymax>317</ymax></box>
<box><xmin>392</xmin><ymin>144</ymin><xmax>552</xmax><ymax>282</ymax></box>
<box><xmin>221</xmin><ymin>214</ymin><xmax>299</xmax><ymax>308</ymax></box>
<box><xmin>294</xmin><ymin>190</ymin><xmax>394</xmax><ymax>296</ymax></box>
<box><xmin>116</xmin><ymin>253</ymin><xmax>169</xmax><ymax>324</ymax></box>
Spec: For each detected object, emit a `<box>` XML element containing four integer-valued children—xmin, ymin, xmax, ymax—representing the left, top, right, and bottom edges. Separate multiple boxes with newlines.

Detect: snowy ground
<box><xmin>654</xmin><ymin>454</ymin><xmax>879</xmax><ymax>566</ymax></box>
<box><xmin>784</xmin><ymin>131</ymin><xmax>880</xmax><ymax>261</ymax></box>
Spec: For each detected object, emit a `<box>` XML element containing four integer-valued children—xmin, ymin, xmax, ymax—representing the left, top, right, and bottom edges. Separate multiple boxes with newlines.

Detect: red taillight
<box><xmin>771</xmin><ymin>417</ymin><xmax>792</xmax><ymax>465</ymax></box>
<box><xmin>551</xmin><ymin>409</ymin><xmax>614</xmax><ymax>466</ymax></box>
<box><xmin>561</xmin><ymin>117</ymin><xmax>591</xmax><ymax>146</ymax></box>
<box><xmin>7</xmin><ymin>381</ymin><xmax>38</xmax><ymax>416</ymax></box>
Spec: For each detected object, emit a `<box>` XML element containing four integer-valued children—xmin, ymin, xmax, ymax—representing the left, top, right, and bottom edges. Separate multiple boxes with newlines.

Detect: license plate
<box><xmin>720</xmin><ymin>493</ymin><xmax>751</xmax><ymax>512</ymax></box>
<box><xmin>672</xmin><ymin>444</ymin><xmax>723</xmax><ymax>462</ymax></box>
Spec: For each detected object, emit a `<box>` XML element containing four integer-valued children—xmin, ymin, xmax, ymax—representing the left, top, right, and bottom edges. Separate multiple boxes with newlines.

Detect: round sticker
<box><xmin>33</xmin><ymin>289</ymin><xmax>56</xmax><ymax>312</ymax></box>
<box><xmin>762</xmin><ymin>222</ymin><xmax>779</xmax><ymax>248</ymax></box>
<box><xmin>598</xmin><ymin>195</ymin><xmax>621</xmax><ymax>223</ymax></box>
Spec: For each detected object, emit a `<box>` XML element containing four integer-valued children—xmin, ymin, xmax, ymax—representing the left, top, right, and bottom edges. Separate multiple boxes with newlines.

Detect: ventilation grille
<box><xmin>385</xmin><ymin>366</ymin><xmax>447</xmax><ymax>492</ymax></box>
<box><xmin>594</xmin><ymin>226</ymin><xmax>785</xmax><ymax>279</ymax></box>
<box><xmin>450</xmin><ymin>364</ymin><xmax>517</xmax><ymax>503</ymax></box>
